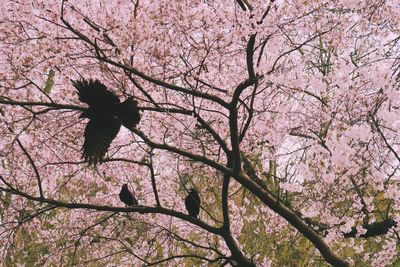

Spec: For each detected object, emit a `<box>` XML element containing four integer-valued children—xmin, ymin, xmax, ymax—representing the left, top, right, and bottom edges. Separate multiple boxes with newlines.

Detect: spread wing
<box><xmin>82</xmin><ymin>117</ymin><xmax>121</xmax><ymax>165</ymax></box>
<box><xmin>117</xmin><ymin>97</ymin><xmax>141</xmax><ymax>130</ymax></box>
<box><xmin>73</xmin><ymin>79</ymin><xmax>120</xmax><ymax>106</ymax></box>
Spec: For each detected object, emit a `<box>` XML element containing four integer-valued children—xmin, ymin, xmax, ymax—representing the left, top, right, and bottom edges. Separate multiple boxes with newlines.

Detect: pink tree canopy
<box><xmin>1</xmin><ymin>0</ymin><xmax>400</xmax><ymax>266</ymax></box>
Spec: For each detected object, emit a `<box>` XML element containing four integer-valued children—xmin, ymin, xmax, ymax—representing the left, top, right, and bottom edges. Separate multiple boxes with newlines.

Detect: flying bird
<box><xmin>185</xmin><ymin>188</ymin><xmax>200</xmax><ymax>218</ymax></box>
<box><xmin>72</xmin><ymin>79</ymin><xmax>141</xmax><ymax>165</ymax></box>
<box><xmin>119</xmin><ymin>184</ymin><xmax>138</xmax><ymax>206</ymax></box>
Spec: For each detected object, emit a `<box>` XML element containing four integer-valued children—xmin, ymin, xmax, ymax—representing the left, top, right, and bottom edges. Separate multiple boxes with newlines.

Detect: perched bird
<box><xmin>185</xmin><ymin>188</ymin><xmax>200</xmax><ymax>218</ymax></box>
<box><xmin>119</xmin><ymin>184</ymin><xmax>138</xmax><ymax>206</ymax></box>
<box><xmin>72</xmin><ymin>79</ymin><xmax>141</xmax><ymax>165</ymax></box>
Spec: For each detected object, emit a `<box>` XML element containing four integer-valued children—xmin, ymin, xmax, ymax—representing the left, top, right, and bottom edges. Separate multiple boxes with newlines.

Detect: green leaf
<box><xmin>3</xmin><ymin>192</ymin><xmax>12</xmax><ymax>208</ymax></box>
<box><xmin>43</xmin><ymin>69</ymin><xmax>55</xmax><ymax>93</ymax></box>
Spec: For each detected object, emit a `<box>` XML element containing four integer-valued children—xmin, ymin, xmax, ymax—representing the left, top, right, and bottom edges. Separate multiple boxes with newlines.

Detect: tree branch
<box><xmin>0</xmin><ymin>183</ymin><xmax>222</xmax><ymax>235</ymax></box>
<box><xmin>131</xmin><ymin>128</ymin><xmax>231</xmax><ymax>175</ymax></box>
<box><xmin>16</xmin><ymin>138</ymin><xmax>44</xmax><ymax>198</ymax></box>
<box><xmin>60</xmin><ymin>1</ymin><xmax>230</xmax><ymax>109</ymax></box>
<box><xmin>0</xmin><ymin>99</ymin><xmax>85</xmax><ymax>112</ymax></box>
<box><xmin>148</xmin><ymin>152</ymin><xmax>161</xmax><ymax>207</ymax></box>
<box><xmin>232</xmin><ymin>171</ymin><xmax>349</xmax><ymax>267</ymax></box>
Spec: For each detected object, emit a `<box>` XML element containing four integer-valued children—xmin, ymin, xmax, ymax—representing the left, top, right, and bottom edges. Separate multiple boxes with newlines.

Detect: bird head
<box><xmin>122</xmin><ymin>183</ymin><xmax>128</xmax><ymax>189</ymax></box>
<box><xmin>190</xmin><ymin>188</ymin><xmax>197</xmax><ymax>193</ymax></box>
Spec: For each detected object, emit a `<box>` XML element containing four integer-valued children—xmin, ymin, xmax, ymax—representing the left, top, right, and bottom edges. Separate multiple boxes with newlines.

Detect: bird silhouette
<box><xmin>185</xmin><ymin>188</ymin><xmax>200</xmax><ymax>218</ymax></box>
<box><xmin>72</xmin><ymin>79</ymin><xmax>141</xmax><ymax>165</ymax></box>
<box><xmin>119</xmin><ymin>184</ymin><xmax>138</xmax><ymax>206</ymax></box>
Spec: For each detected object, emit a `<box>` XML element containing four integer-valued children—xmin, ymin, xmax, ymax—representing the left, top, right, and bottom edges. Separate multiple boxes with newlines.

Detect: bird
<box><xmin>72</xmin><ymin>79</ymin><xmax>141</xmax><ymax>165</ymax></box>
<box><xmin>185</xmin><ymin>188</ymin><xmax>200</xmax><ymax>218</ymax></box>
<box><xmin>119</xmin><ymin>184</ymin><xmax>138</xmax><ymax>206</ymax></box>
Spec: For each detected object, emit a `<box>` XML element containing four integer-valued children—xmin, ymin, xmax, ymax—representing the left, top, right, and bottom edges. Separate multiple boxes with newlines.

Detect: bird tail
<box><xmin>116</xmin><ymin>97</ymin><xmax>141</xmax><ymax>130</ymax></box>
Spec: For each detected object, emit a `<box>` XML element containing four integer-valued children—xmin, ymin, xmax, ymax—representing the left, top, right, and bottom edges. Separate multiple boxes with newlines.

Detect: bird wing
<box><xmin>72</xmin><ymin>79</ymin><xmax>120</xmax><ymax>106</ymax></box>
<box><xmin>116</xmin><ymin>97</ymin><xmax>141</xmax><ymax>130</ymax></box>
<box><xmin>132</xmin><ymin>195</ymin><xmax>138</xmax><ymax>206</ymax></box>
<box><xmin>185</xmin><ymin>193</ymin><xmax>200</xmax><ymax>217</ymax></box>
<box><xmin>184</xmin><ymin>196</ymin><xmax>193</xmax><ymax>215</ymax></box>
<box><xmin>82</xmin><ymin>117</ymin><xmax>121</xmax><ymax>165</ymax></box>
<box><xmin>192</xmin><ymin>190</ymin><xmax>201</xmax><ymax>205</ymax></box>
<box><xmin>191</xmin><ymin>191</ymin><xmax>201</xmax><ymax>215</ymax></box>
<box><xmin>119</xmin><ymin>188</ymin><xmax>137</xmax><ymax>206</ymax></box>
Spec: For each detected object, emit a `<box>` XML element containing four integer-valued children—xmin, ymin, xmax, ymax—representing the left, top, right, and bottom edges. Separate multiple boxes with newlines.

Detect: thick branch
<box><xmin>220</xmin><ymin>173</ymin><xmax>255</xmax><ymax>266</ymax></box>
<box><xmin>221</xmin><ymin>174</ymin><xmax>231</xmax><ymax>230</ymax></box>
<box><xmin>235</xmin><ymin>0</ymin><xmax>247</xmax><ymax>11</ymax></box>
<box><xmin>229</xmin><ymin>35</ymin><xmax>259</xmax><ymax>172</ymax></box>
<box><xmin>246</xmin><ymin>34</ymin><xmax>256</xmax><ymax>80</ymax></box>
<box><xmin>233</xmin><ymin>172</ymin><xmax>349</xmax><ymax>267</ymax></box>
<box><xmin>0</xmin><ymin>184</ymin><xmax>222</xmax><ymax>235</ymax></box>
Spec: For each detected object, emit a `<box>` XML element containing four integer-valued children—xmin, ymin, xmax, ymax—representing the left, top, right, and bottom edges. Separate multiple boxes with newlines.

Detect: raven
<box><xmin>185</xmin><ymin>188</ymin><xmax>200</xmax><ymax>218</ymax></box>
<box><xmin>72</xmin><ymin>79</ymin><xmax>141</xmax><ymax>165</ymax></box>
<box><xmin>119</xmin><ymin>184</ymin><xmax>138</xmax><ymax>206</ymax></box>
